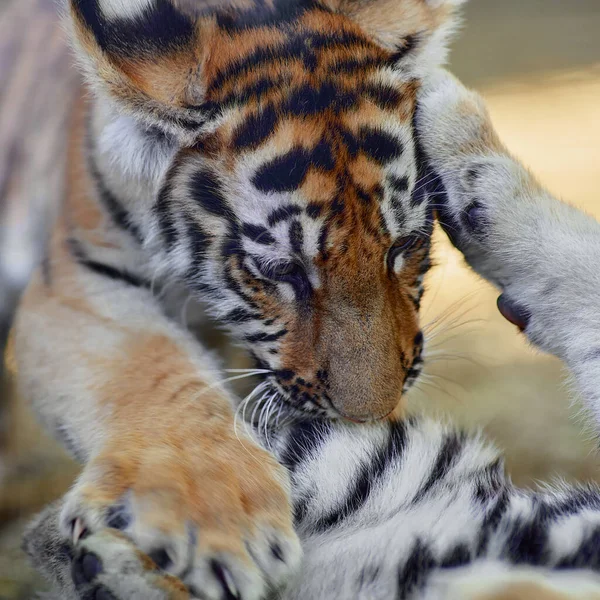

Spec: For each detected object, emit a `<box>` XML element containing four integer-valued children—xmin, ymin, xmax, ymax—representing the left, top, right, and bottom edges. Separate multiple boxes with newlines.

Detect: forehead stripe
<box><xmin>358</xmin><ymin>128</ymin><xmax>404</xmax><ymax>164</ymax></box>
<box><xmin>283</xmin><ymin>83</ymin><xmax>358</xmax><ymax>117</ymax></box>
<box><xmin>207</xmin><ymin>29</ymin><xmax>372</xmax><ymax>95</ymax></box>
<box><xmin>216</xmin><ymin>0</ymin><xmax>319</xmax><ymax>32</ymax></box>
<box><xmin>364</xmin><ymin>83</ymin><xmax>404</xmax><ymax>110</ymax></box>
<box><xmin>232</xmin><ymin>105</ymin><xmax>278</xmax><ymax>150</ymax></box>
<box><xmin>253</xmin><ymin>142</ymin><xmax>334</xmax><ymax>194</ymax></box>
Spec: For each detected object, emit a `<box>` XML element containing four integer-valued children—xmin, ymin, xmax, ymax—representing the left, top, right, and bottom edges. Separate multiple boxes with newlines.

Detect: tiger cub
<box><xmin>24</xmin><ymin>69</ymin><xmax>600</xmax><ymax>600</ymax></box>
<box><xmin>12</xmin><ymin>0</ymin><xmax>468</xmax><ymax>599</ymax></box>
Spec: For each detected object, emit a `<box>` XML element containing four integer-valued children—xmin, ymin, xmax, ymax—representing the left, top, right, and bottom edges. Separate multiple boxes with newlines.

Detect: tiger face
<box><xmin>73</xmin><ymin>0</ymin><xmax>466</xmax><ymax>421</ymax></box>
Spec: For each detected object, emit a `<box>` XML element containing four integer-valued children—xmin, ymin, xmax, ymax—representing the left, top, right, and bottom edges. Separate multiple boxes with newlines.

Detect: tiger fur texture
<box><xmin>13</xmin><ymin>0</ymin><xmax>600</xmax><ymax>599</ymax></box>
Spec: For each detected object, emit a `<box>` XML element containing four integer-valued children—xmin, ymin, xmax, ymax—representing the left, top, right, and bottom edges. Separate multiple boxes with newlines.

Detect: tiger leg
<box><xmin>417</xmin><ymin>69</ymin><xmax>600</xmax><ymax>428</ymax></box>
<box><xmin>12</xmin><ymin>120</ymin><xmax>300</xmax><ymax>599</ymax></box>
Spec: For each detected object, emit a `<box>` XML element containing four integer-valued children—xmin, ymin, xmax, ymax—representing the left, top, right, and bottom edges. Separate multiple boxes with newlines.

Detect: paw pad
<box><xmin>497</xmin><ymin>295</ymin><xmax>531</xmax><ymax>332</ymax></box>
<box><xmin>72</xmin><ymin>551</ymin><xmax>103</xmax><ymax>586</ymax></box>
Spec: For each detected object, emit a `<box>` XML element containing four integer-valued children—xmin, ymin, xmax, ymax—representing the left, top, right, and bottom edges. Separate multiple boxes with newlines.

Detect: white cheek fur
<box><xmin>100</xmin><ymin>0</ymin><xmax>154</xmax><ymax>21</ymax></box>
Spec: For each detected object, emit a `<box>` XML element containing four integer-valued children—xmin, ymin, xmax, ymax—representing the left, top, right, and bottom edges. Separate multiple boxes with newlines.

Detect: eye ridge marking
<box><xmin>268</xmin><ymin>204</ymin><xmax>303</xmax><ymax>228</ymax></box>
<box><xmin>242</xmin><ymin>223</ymin><xmax>276</xmax><ymax>245</ymax></box>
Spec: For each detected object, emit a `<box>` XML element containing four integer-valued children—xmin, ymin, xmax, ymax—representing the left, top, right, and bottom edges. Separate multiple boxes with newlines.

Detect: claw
<box><xmin>211</xmin><ymin>560</ymin><xmax>240</xmax><ymax>600</ymax></box>
<box><xmin>222</xmin><ymin>567</ymin><xmax>239</xmax><ymax>599</ymax></box>
<box><xmin>73</xmin><ymin>518</ymin><xmax>87</xmax><ymax>544</ymax></box>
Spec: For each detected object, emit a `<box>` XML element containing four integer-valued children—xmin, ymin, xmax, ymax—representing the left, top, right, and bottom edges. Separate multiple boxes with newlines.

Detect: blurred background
<box><xmin>0</xmin><ymin>0</ymin><xmax>599</xmax><ymax>597</ymax></box>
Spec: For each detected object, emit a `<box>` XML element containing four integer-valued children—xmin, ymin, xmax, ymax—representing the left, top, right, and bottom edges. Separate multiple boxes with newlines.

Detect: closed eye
<box><xmin>253</xmin><ymin>259</ymin><xmax>312</xmax><ymax>301</ymax></box>
<box><xmin>387</xmin><ymin>235</ymin><xmax>425</xmax><ymax>272</ymax></box>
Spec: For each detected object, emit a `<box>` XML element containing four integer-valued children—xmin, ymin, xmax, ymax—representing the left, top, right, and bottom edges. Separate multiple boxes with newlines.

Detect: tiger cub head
<box><xmin>69</xmin><ymin>0</ymin><xmax>467</xmax><ymax>421</ymax></box>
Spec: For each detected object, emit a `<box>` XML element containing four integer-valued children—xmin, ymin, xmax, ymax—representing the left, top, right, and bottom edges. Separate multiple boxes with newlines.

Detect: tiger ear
<box><xmin>66</xmin><ymin>0</ymin><xmax>219</xmax><ymax>135</ymax></box>
<box><xmin>330</xmin><ymin>0</ymin><xmax>468</xmax><ymax>76</ymax></box>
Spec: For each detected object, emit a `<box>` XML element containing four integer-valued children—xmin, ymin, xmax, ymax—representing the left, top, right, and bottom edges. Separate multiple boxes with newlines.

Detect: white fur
<box><xmin>100</xmin><ymin>0</ymin><xmax>154</xmax><ymax>21</ymax></box>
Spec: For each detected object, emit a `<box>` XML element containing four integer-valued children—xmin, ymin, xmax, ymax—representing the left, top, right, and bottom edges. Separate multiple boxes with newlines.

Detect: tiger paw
<box><xmin>60</xmin><ymin>428</ymin><xmax>301</xmax><ymax>600</ymax></box>
<box><xmin>416</xmin><ymin>69</ymin><xmax>600</xmax><ymax>365</ymax></box>
<box><xmin>71</xmin><ymin>530</ymin><xmax>189</xmax><ymax>600</ymax></box>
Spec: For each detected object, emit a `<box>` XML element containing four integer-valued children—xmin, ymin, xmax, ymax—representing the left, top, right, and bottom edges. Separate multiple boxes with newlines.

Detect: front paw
<box><xmin>417</xmin><ymin>69</ymin><xmax>600</xmax><ymax>364</ymax></box>
<box><xmin>60</xmin><ymin>431</ymin><xmax>301</xmax><ymax>600</ymax></box>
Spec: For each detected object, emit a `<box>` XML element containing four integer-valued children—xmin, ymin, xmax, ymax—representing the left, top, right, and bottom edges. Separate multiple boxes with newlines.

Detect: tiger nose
<box><xmin>325</xmin><ymin>357</ymin><xmax>405</xmax><ymax>422</ymax></box>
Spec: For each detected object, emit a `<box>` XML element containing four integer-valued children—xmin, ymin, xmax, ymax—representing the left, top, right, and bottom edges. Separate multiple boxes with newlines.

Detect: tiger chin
<box><xmin>12</xmin><ymin>0</ymin><xmax>468</xmax><ymax>599</ymax></box>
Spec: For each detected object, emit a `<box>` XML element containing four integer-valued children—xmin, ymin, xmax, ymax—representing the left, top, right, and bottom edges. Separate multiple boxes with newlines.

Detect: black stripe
<box><xmin>330</xmin><ymin>55</ymin><xmax>382</xmax><ymax>75</ymax></box>
<box><xmin>253</xmin><ymin>141</ymin><xmax>335</xmax><ymax>195</ymax></box>
<box><xmin>359</xmin><ymin>128</ymin><xmax>404</xmax><ymax>164</ymax></box>
<box><xmin>541</xmin><ymin>486</ymin><xmax>600</xmax><ymax>520</ymax></box>
<box><xmin>501</xmin><ymin>511</ymin><xmax>550</xmax><ymax>566</ymax></box>
<box><xmin>389</xmin><ymin>175</ymin><xmax>409</xmax><ymax>194</ymax></box>
<box><xmin>73</xmin><ymin>0</ymin><xmax>194</xmax><ymax>56</ymax></box>
<box><xmin>207</xmin><ymin>29</ymin><xmax>371</xmax><ymax>95</ymax></box>
<box><xmin>280</xmin><ymin>419</ymin><xmax>332</xmax><ymax>473</ymax></box>
<box><xmin>364</xmin><ymin>83</ymin><xmax>404</xmax><ymax>110</ymax></box>
<box><xmin>477</xmin><ymin>490</ymin><xmax>511</xmax><ymax>556</ymax></box>
<box><xmin>474</xmin><ymin>458</ymin><xmax>506</xmax><ymax>504</ymax></box>
<box><xmin>440</xmin><ymin>543</ymin><xmax>471</xmax><ymax>569</ymax></box>
<box><xmin>232</xmin><ymin>105</ymin><xmax>278</xmax><ymax>150</ymax></box>
<box><xmin>189</xmin><ymin>169</ymin><xmax>233</xmax><ymax>219</ymax></box>
<box><xmin>214</xmin><ymin>75</ymin><xmax>290</xmax><ymax>111</ymax></box>
<box><xmin>306</xmin><ymin>202</ymin><xmax>324</xmax><ymax>219</ymax></box>
<box><xmin>253</xmin><ymin>148</ymin><xmax>310</xmax><ymax>194</ymax></box>
<box><xmin>556</xmin><ymin>527</ymin><xmax>600</xmax><ymax>570</ymax></box>
<box><xmin>311</xmin><ymin>139</ymin><xmax>335</xmax><ymax>170</ymax></box>
<box><xmin>187</xmin><ymin>221</ymin><xmax>211</xmax><ymax>273</ymax></box>
<box><xmin>216</xmin><ymin>0</ymin><xmax>320</xmax><ymax>31</ymax></box>
<box><xmin>223</xmin><ymin>308</ymin><xmax>261</xmax><ymax>324</ymax></box>
<box><xmin>289</xmin><ymin>221</ymin><xmax>304</xmax><ymax>255</ymax></box>
<box><xmin>412</xmin><ymin>433</ymin><xmax>463</xmax><ymax>504</ymax></box>
<box><xmin>69</xmin><ymin>239</ymin><xmax>147</xmax><ymax>288</ymax></box>
<box><xmin>88</xmin><ymin>150</ymin><xmax>143</xmax><ymax>244</ymax></box>
<box><xmin>390</xmin><ymin>34</ymin><xmax>420</xmax><ymax>63</ymax></box>
<box><xmin>242</xmin><ymin>223</ymin><xmax>276</xmax><ymax>245</ymax></box>
<box><xmin>340</xmin><ymin>127</ymin><xmax>360</xmax><ymax>157</ymax></box>
<box><xmin>397</xmin><ymin>539</ymin><xmax>436</xmax><ymax>599</ymax></box>
<box><xmin>315</xmin><ymin>421</ymin><xmax>408</xmax><ymax>532</ymax></box>
<box><xmin>267</xmin><ymin>204</ymin><xmax>303</xmax><ymax>227</ymax></box>
<box><xmin>155</xmin><ymin>181</ymin><xmax>178</xmax><ymax>250</ymax></box>
<box><xmin>245</xmin><ymin>329</ymin><xmax>288</xmax><ymax>344</ymax></box>
<box><xmin>317</xmin><ymin>222</ymin><xmax>330</xmax><ymax>259</ymax></box>
<box><xmin>283</xmin><ymin>82</ymin><xmax>357</xmax><ymax>117</ymax></box>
